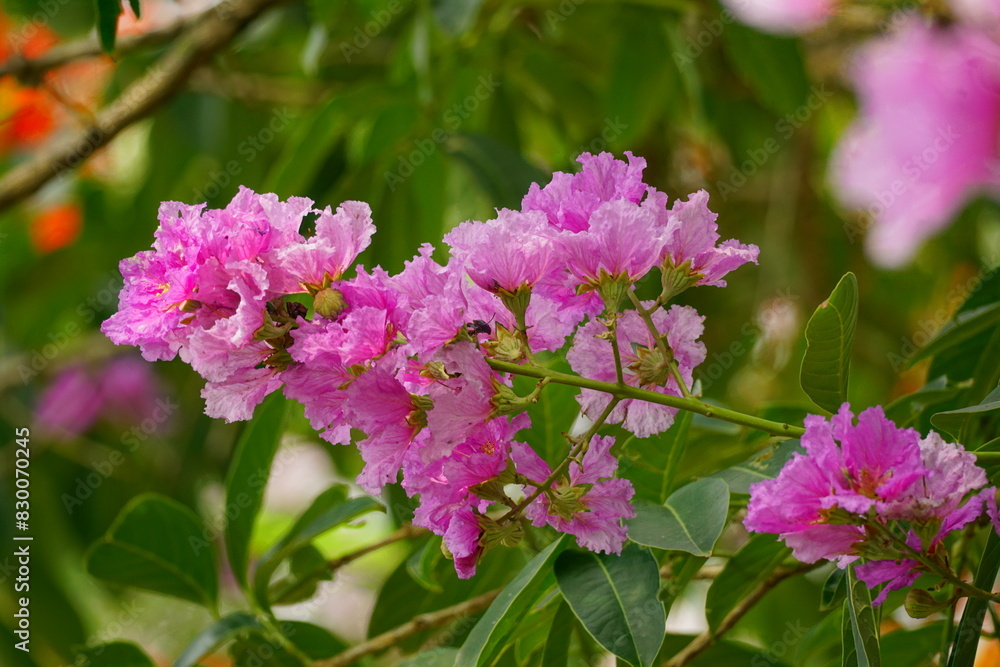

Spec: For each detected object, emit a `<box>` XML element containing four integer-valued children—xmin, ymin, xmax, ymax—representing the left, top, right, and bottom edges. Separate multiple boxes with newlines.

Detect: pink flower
<box><xmin>831</xmin><ymin>20</ymin><xmax>1000</xmax><ymax>267</ymax></box>
<box><xmin>721</xmin><ymin>0</ymin><xmax>836</xmax><ymax>34</ymax></box>
<box><xmin>522</xmin><ymin>152</ymin><xmax>649</xmax><ymax>232</ymax></box>
<box><xmin>344</xmin><ymin>364</ymin><xmax>427</xmax><ymax>494</ymax></box>
<box><xmin>512</xmin><ymin>436</ymin><xmax>635</xmax><ymax>554</ymax></box>
<box><xmin>36</xmin><ymin>366</ymin><xmax>104</xmax><ymax>440</ymax></box>
<box><xmin>444</xmin><ymin>209</ymin><xmax>559</xmax><ymax>294</ymax></box>
<box><xmin>563</xmin><ymin>200</ymin><xmax>667</xmax><ymax>287</ymax></box>
<box><xmin>567</xmin><ymin>304</ymin><xmax>706</xmax><ymax>438</ymax></box>
<box><xmin>660</xmin><ymin>190</ymin><xmax>759</xmax><ymax>287</ymax></box>
<box><xmin>272</xmin><ymin>201</ymin><xmax>375</xmax><ymax>289</ymax></box>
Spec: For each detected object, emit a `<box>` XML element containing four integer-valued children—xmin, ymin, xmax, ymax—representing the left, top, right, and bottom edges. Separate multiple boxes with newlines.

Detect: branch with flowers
<box><xmin>80</xmin><ymin>152</ymin><xmax>1000</xmax><ymax>666</ymax></box>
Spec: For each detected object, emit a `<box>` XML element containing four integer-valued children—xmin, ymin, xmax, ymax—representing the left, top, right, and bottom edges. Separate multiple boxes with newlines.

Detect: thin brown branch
<box><xmin>662</xmin><ymin>563</ymin><xmax>818</xmax><ymax>667</ymax></box>
<box><xmin>311</xmin><ymin>589</ymin><xmax>501</xmax><ymax>667</ymax></box>
<box><xmin>188</xmin><ymin>67</ymin><xmax>337</xmax><ymax>107</ymax></box>
<box><xmin>326</xmin><ymin>525</ymin><xmax>428</xmax><ymax>572</ymax></box>
<box><xmin>0</xmin><ymin>0</ymin><xmax>287</xmax><ymax>214</ymax></box>
<box><xmin>0</xmin><ymin>15</ymin><xmax>195</xmax><ymax>82</ymax></box>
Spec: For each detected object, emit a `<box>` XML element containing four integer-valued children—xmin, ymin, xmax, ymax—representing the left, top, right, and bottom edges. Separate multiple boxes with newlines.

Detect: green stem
<box><xmin>627</xmin><ymin>291</ymin><xmax>692</xmax><ymax>398</ymax></box>
<box><xmin>487</xmin><ymin>358</ymin><xmax>805</xmax><ymax>438</ymax></box>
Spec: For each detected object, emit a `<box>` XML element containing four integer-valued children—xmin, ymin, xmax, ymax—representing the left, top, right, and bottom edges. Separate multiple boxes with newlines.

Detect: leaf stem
<box><xmin>486</xmin><ymin>358</ymin><xmax>805</xmax><ymax>438</ymax></box>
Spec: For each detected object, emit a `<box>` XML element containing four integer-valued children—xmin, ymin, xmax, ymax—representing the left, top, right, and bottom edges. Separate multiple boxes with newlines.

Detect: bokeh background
<box><xmin>1</xmin><ymin>0</ymin><xmax>998</xmax><ymax>665</ymax></box>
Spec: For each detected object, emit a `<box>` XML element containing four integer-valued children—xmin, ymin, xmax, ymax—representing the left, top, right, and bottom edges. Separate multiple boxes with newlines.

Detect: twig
<box><xmin>326</xmin><ymin>525</ymin><xmax>428</xmax><ymax>572</ymax></box>
<box><xmin>486</xmin><ymin>358</ymin><xmax>806</xmax><ymax>438</ymax></box>
<box><xmin>0</xmin><ymin>15</ymin><xmax>195</xmax><ymax>81</ymax></box>
<box><xmin>311</xmin><ymin>589</ymin><xmax>501</xmax><ymax>667</ymax></box>
<box><xmin>662</xmin><ymin>563</ymin><xmax>817</xmax><ymax>667</ymax></box>
<box><xmin>0</xmin><ymin>0</ymin><xmax>287</xmax><ymax>214</ymax></box>
<box><xmin>189</xmin><ymin>67</ymin><xmax>337</xmax><ymax>107</ymax></box>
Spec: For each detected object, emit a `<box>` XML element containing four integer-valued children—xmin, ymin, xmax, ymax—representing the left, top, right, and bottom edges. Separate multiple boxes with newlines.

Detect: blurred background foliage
<box><xmin>0</xmin><ymin>0</ymin><xmax>998</xmax><ymax>665</ymax></box>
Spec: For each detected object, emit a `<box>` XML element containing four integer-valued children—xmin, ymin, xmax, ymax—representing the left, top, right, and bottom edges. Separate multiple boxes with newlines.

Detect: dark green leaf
<box><xmin>86</xmin><ymin>494</ymin><xmax>218</xmax><ymax>609</ymax></box>
<box><xmin>173</xmin><ymin>613</ymin><xmax>263</xmax><ymax>667</ymax></box>
<box><xmin>555</xmin><ymin>544</ymin><xmax>665</xmax><ymax>667</ymax></box>
<box><xmin>456</xmin><ymin>536</ymin><xmax>567</xmax><ymax>666</ymax></box>
<box><xmin>800</xmin><ymin>272</ymin><xmax>859</xmax><ymax>414</ymax></box>
<box><xmin>885</xmin><ymin>376</ymin><xmax>970</xmax><ymax>428</ymax></box>
<box><xmin>75</xmin><ymin>642</ymin><xmax>155</xmax><ymax>667</ymax></box>
<box><xmin>278</xmin><ymin>621</ymin><xmax>346</xmax><ymax>660</ymax></box>
<box><xmin>253</xmin><ymin>489</ymin><xmax>383</xmax><ymax>609</ymax></box>
<box><xmin>821</xmin><ymin>567</ymin><xmax>847</xmax><ymax>611</ymax></box>
<box><xmin>711</xmin><ymin>439</ymin><xmax>802</xmax><ymax>494</ymax></box>
<box><xmin>948</xmin><ymin>530</ymin><xmax>1000</xmax><ymax>666</ymax></box>
<box><xmin>268</xmin><ymin>544</ymin><xmax>333</xmax><ymax>606</ymax></box>
<box><xmin>909</xmin><ymin>302</ymin><xmax>1000</xmax><ymax>365</ymax></box>
<box><xmin>229</xmin><ymin>635</ymin><xmax>304</xmax><ymax>667</ymax></box>
<box><xmin>128</xmin><ymin>0</ymin><xmax>140</xmax><ymax>18</ymax></box>
<box><xmin>225</xmin><ymin>393</ymin><xmax>289</xmax><ymax>591</ymax></box>
<box><xmin>448</xmin><ymin>133</ymin><xmax>546</xmax><ymax>210</ymax></box>
<box><xmin>845</xmin><ymin>565</ymin><xmax>881</xmax><ymax>667</ymax></box>
<box><xmin>626</xmin><ymin>478</ymin><xmax>729</xmax><ymax>556</ymax></box>
<box><xmin>705</xmin><ymin>535</ymin><xmax>790</xmax><ymax>631</ymax></box>
<box><xmin>931</xmin><ymin>386</ymin><xmax>1000</xmax><ymax>442</ymax></box>
<box><xmin>406</xmin><ymin>537</ymin><xmax>443</xmax><ymax>593</ymax></box>
<box><xmin>842</xmin><ymin>602</ymin><xmax>858</xmax><ymax>667</ymax></box>
<box><xmin>541</xmin><ymin>601</ymin><xmax>574</xmax><ymax>667</ymax></box>
<box><xmin>95</xmin><ymin>0</ymin><xmax>123</xmax><ymax>52</ymax></box>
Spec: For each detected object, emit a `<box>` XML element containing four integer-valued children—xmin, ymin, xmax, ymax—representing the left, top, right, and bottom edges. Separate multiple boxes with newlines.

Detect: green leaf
<box><xmin>821</xmin><ymin>567</ymin><xmax>847</xmax><ymax>611</ymax></box>
<box><xmin>229</xmin><ymin>635</ymin><xmax>304</xmax><ymax>667</ymax></box>
<box><xmin>711</xmin><ymin>439</ymin><xmax>802</xmax><ymax>494</ymax></box>
<box><xmin>845</xmin><ymin>565</ymin><xmax>881</xmax><ymax>667</ymax></box>
<box><xmin>800</xmin><ymin>272</ymin><xmax>859</xmax><ymax>414</ymax></box>
<box><xmin>268</xmin><ymin>544</ymin><xmax>333</xmax><ymax>606</ymax></box>
<box><xmin>173</xmin><ymin>613</ymin><xmax>263</xmax><ymax>667</ymax></box>
<box><xmin>626</xmin><ymin>478</ymin><xmax>729</xmax><ymax>556</ymax></box>
<box><xmin>541</xmin><ymin>601</ymin><xmax>575</xmax><ymax>667</ymax></box>
<box><xmin>555</xmin><ymin>544</ymin><xmax>665</xmax><ymax>667</ymax></box>
<box><xmin>721</xmin><ymin>21</ymin><xmax>811</xmax><ymax>116</ymax></box>
<box><xmin>278</xmin><ymin>621</ymin><xmax>346</xmax><ymax>660</ymax></box>
<box><xmin>432</xmin><ymin>0</ymin><xmax>484</xmax><ymax>34</ymax></box>
<box><xmin>448</xmin><ymin>133</ymin><xmax>546</xmax><ymax>210</ymax></box>
<box><xmin>95</xmin><ymin>0</ymin><xmax>123</xmax><ymax>52</ymax></box>
<box><xmin>406</xmin><ymin>537</ymin><xmax>443</xmax><ymax>593</ymax></box>
<box><xmin>456</xmin><ymin>535</ymin><xmax>567</xmax><ymax>666</ymax></box>
<box><xmin>931</xmin><ymin>386</ymin><xmax>1000</xmax><ymax>442</ymax></box>
<box><xmin>948</xmin><ymin>530</ymin><xmax>1000</xmax><ymax>667</ymax></box>
<box><xmin>397</xmin><ymin>648</ymin><xmax>461</xmax><ymax>667</ymax></box>
<box><xmin>75</xmin><ymin>642</ymin><xmax>156</xmax><ymax>667</ymax></box>
<box><xmin>253</xmin><ymin>489</ymin><xmax>383</xmax><ymax>609</ymax></box>
<box><xmin>842</xmin><ymin>602</ymin><xmax>858</xmax><ymax>667</ymax></box>
<box><xmin>86</xmin><ymin>494</ymin><xmax>218</xmax><ymax>609</ymax></box>
<box><xmin>128</xmin><ymin>0</ymin><xmax>140</xmax><ymax>17</ymax></box>
<box><xmin>225</xmin><ymin>393</ymin><xmax>289</xmax><ymax>592</ymax></box>
<box><xmin>705</xmin><ymin>535</ymin><xmax>790</xmax><ymax>631</ymax></box>
<box><xmin>885</xmin><ymin>376</ymin><xmax>969</xmax><ymax>428</ymax></box>
<box><xmin>909</xmin><ymin>302</ymin><xmax>1000</xmax><ymax>366</ymax></box>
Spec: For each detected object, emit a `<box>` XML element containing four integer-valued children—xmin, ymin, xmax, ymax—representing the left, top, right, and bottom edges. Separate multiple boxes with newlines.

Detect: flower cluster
<box><xmin>745</xmin><ymin>404</ymin><xmax>997</xmax><ymax>605</ymax></box>
<box><xmin>103</xmin><ymin>152</ymin><xmax>758</xmax><ymax>576</ymax></box>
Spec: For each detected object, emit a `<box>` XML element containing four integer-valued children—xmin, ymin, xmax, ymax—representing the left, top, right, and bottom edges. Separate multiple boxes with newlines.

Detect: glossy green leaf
<box><xmin>75</xmin><ymin>642</ymin><xmax>156</xmax><ymax>667</ymax></box>
<box><xmin>931</xmin><ymin>386</ymin><xmax>1000</xmax><ymax>442</ymax></box>
<box><xmin>948</xmin><ymin>530</ymin><xmax>1000</xmax><ymax>667</ymax></box>
<box><xmin>909</xmin><ymin>302</ymin><xmax>1000</xmax><ymax>366</ymax></box>
<box><xmin>95</xmin><ymin>0</ymin><xmax>123</xmax><ymax>52</ymax></box>
<box><xmin>705</xmin><ymin>535</ymin><xmax>790</xmax><ymax>631</ymax></box>
<box><xmin>800</xmin><ymin>272</ymin><xmax>859</xmax><ymax>414</ymax></box>
<box><xmin>225</xmin><ymin>393</ymin><xmax>289</xmax><ymax>591</ymax></box>
<box><xmin>845</xmin><ymin>566</ymin><xmax>881</xmax><ymax>667</ymax></box>
<box><xmin>555</xmin><ymin>544</ymin><xmax>665</xmax><ymax>667</ymax></box>
<box><xmin>711</xmin><ymin>439</ymin><xmax>802</xmax><ymax>495</ymax></box>
<box><xmin>253</xmin><ymin>488</ymin><xmax>383</xmax><ymax>609</ymax></box>
<box><xmin>456</xmin><ymin>536</ymin><xmax>567</xmax><ymax>667</ymax></box>
<box><xmin>86</xmin><ymin>494</ymin><xmax>218</xmax><ymax>609</ymax></box>
<box><xmin>173</xmin><ymin>613</ymin><xmax>263</xmax><ymax>667</ymax></box>
<box><xmin>626</xmin><ymin>478</ymin><xmax>729</xmax><ymax>556</ymax></box>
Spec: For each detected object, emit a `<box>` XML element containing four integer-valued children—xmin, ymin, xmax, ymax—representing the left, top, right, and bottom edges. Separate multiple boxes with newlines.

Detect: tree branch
<box><xmin>326</xmin><ymin>525</ymin><xmax>428</xmax><ymax>572</ymax></box>
<box><xmin>311</xmin><ymin>589</ymin><xmax>501</xmax><ymax>667</ymax></box>
<box><xmin>0</xmin><ymin>15</ymin><xmax>195</xmax><ymax>82</ymax></box>
<box><xmin>662</xmin><ymin>563</ymin><xmax>818</xmax><ymax>667</ymax></box>
<box><xmin>0</xmin><ymin>0</ymin><xmax>287</xmax><ymax>214</ymax></box>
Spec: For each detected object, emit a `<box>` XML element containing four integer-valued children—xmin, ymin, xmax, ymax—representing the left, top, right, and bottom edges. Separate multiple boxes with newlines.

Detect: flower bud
<box><xmin>904</xmin><ymin>589</ymin><xmax>951</xmax><ymax>619</ymax></box>
<box><xmin>314</xmin><ymin>287</ymin><xmax>346</xmax><ymax>319</ymax></box>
